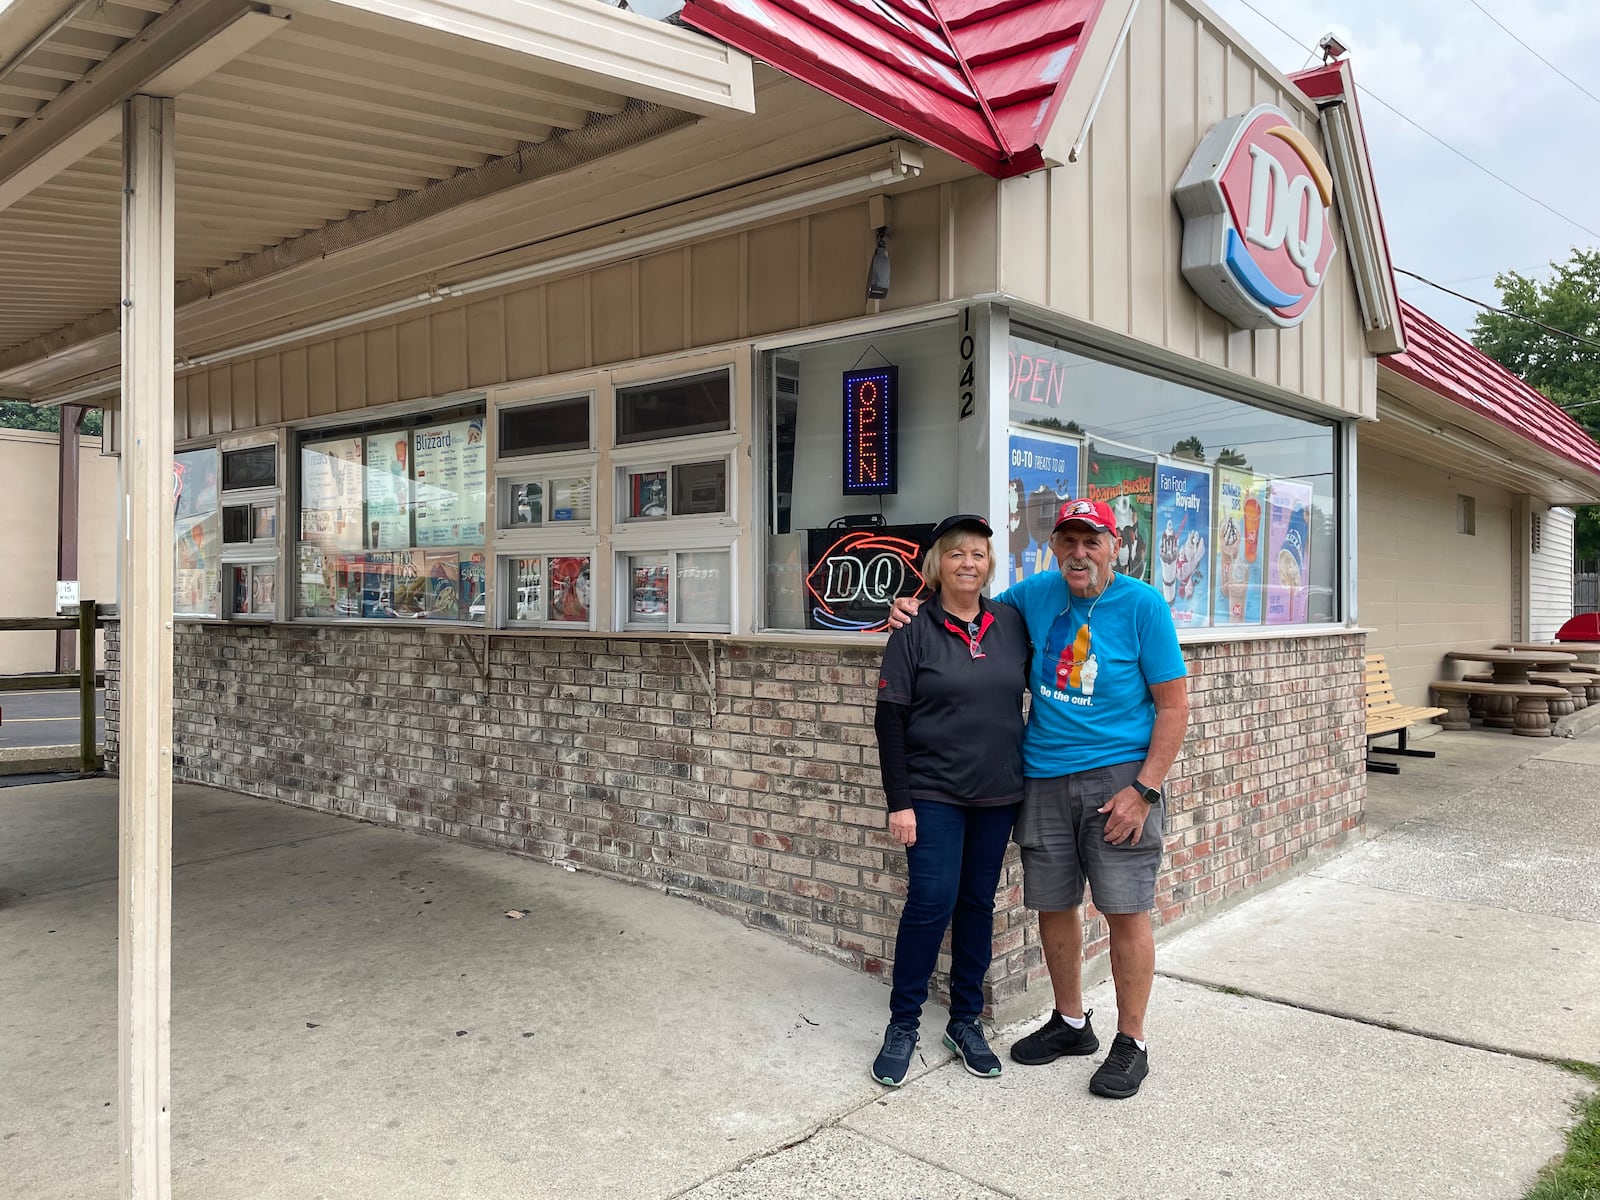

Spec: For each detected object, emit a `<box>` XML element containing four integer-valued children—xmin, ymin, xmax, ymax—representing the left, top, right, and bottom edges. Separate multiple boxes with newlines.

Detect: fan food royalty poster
<box><xmin>1153</xmin><ymin>460</ymin><xmax>1212</xmax><ymax>627</ymax></box>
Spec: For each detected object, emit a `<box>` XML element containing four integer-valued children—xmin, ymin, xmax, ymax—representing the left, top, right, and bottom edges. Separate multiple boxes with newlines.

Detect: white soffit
<box><xmin>0</xmin><ymin>0</ymin><xmax>746</xmax><ymax>384</ymax></box>
<box><xmin>300</xmin><ymin>0</ymin><xmax>754</xmax><ymax>116</ymax></box>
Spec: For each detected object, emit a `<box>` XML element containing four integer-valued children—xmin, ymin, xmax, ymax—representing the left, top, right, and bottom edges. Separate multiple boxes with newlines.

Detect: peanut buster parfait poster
<box><xmin>1154</xmin><ymin>459</ymin><xmax>1212</xmax><ymax>627</ymax></box>
<box><xmin>1265</xmin><ymin>480</ymin><xmax>1314</xmax><ymax>624</ymax></box>
<box><xmin>1213</xmin><ymin>466</ymin><xmax>1264</xmax><ymax>624</ymax></box>
<box><xmin>1085</xmin><ymin>442</ymin><xmax>1155</xmax><ymax>584</ymax></box>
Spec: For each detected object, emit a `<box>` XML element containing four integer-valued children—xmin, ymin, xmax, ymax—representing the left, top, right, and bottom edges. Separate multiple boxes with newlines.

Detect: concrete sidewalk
<box><xmin>2</xmin><ymin>727</ymin><xmax>1596</xmax><ymax>1199</ymax></box>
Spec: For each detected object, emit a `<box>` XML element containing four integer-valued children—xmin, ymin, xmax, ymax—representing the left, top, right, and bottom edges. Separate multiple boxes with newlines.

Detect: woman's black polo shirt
<box><xmin>875</xmin><ymin>593</ymin><xmax>1029</xmax><ymax>809</ymax></box>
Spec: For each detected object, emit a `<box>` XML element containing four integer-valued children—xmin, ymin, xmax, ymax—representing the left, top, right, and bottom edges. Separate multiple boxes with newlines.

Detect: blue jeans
<box><xmin>889</xmin><ymin>799</ymin><xmax>1019</xmax><ymax>1027</ymax></box>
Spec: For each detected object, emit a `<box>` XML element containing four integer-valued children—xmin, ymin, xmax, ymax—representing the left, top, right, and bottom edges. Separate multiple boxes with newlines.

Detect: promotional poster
<box><xmin>173</xmin><ymin>448</ymin><xmax>221</xmax><ymax>617</ymax></box>
<box><xmin>364</xmin><ymin>433</ymin><xmax>411</xmax><ymax>549</ymax></box>
<box><xmin>300</xmin><ymin>437</ymin><xmax>364</xmax><ymax>552</ymax></box>
<box><xmin>1265</xmin><ymin>480</ymin><xmax>1314</xmax><ymax>624</ymax></box>
<box><xmin>413</xmin><ymin>418</ymin><xmax>487</xmax><ymax>546</ymax></box>
<box><xmin>1084</xmin><ymin>442</ymin><xmax>1155</xmax><ymax>583</ymax></box>
<box><xmin>1213</xmin><ymin>466</ymin><xmax>1264</xmax><ymax>625</ymax></box>
<box><xmin>1005</xmin><ymin>427</ymin><xmax>1081</xmax><ymax>586</ymax></box>
<box><xmin>1153</xmin><ymin>459</ymin><xmax>1213</xmax><ymax>627</ymax></box>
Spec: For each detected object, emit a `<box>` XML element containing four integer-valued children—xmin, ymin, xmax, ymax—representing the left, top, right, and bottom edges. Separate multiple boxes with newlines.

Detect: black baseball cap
<box><xmin>926</xmin><ymin>513</ymin><xmax>993</xmax><ymax>548</ymax></box>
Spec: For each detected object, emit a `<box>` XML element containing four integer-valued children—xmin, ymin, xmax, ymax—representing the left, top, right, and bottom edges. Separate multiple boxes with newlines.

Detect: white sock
<box><xmin>1134</xmin><ymin>1037</ymin><xmax>1147</xmax><ymax>1051</ymax></box>
<box><xmin>1057</xmin><ymin>1011</ymin><xmax>1086</xmax><ymax>1029</ymax></box>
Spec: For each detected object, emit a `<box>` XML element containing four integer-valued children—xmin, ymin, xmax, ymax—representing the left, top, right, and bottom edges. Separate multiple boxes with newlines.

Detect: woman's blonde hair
<box><xmin>921</xmin><ymin>529</ymin><xmax>996</xmax><ymax>591</ymax></box>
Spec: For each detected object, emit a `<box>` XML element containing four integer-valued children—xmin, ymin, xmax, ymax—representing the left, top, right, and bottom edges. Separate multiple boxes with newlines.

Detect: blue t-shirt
<box><xmin>995</xmin><ymin>571</ymin><xmax>1187</xmax><ymax>777</ymax></box>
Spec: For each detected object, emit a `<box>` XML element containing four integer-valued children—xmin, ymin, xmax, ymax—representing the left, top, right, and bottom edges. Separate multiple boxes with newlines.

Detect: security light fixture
<box><xmin>1318</xmin><ymin>33</ymin><xmax>1348</xmax><ymax>63</ymax></box>
<box><xmin>866</xmin><ymin>227</ymin><xmax>891</xmax><ymax>300</ymax></box>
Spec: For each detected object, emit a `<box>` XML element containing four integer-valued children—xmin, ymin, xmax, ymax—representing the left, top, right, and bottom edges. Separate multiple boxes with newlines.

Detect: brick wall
<box><xmin>103</xmin><ymin>622</ymin><xmax>1366</xmax><ymax>1019</ymax></box>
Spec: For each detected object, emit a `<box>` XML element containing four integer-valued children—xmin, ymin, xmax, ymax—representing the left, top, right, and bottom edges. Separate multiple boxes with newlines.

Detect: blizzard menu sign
<box><xmin>1173</xmin><ymin>103</ymin><xmax>1336</xmax><ymax>329</ymax></box>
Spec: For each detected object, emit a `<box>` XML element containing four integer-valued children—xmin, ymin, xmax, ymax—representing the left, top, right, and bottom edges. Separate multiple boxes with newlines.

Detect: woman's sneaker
<box><xmin>871</xmin><ymin>1023</ymin><xmax>919</xmax><ymax>1087</ymax></box>
<box><xmin>1008</xmin><ymin>1009</ymin><xmax>1100</xmax><ymax>1065</ymax></box>
<box><xmin>943</xmin><ymin>1019</ymin><xmax>1003</xmax><ymax>1077</ymax></box>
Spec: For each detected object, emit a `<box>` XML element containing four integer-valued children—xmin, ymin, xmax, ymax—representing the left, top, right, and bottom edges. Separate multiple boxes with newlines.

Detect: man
<box><xmin>891</xmin><ymin>497</ymin><xmax>1189</xmax><ymax>1098</ymax></box>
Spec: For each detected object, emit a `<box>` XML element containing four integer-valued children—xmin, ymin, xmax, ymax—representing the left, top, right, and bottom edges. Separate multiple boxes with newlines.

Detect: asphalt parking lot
<box><xmin>0</xmin><ymin>688</ymin><xmax>104</xmax><ymax>751</ymax></box>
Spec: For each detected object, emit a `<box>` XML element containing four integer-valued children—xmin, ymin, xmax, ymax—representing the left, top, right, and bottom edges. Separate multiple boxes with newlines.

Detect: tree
<box><xmin>1471</xmin><ymin>248</ymin><xmax>1600</xmax><ymax>562</ymax></box>
<box><xmin>1214</xmin><ymin>447</ymin><xmax>1249</xmax><ymax>469</ymax></box>
<box><xmin>0</xmin><ymin>401</ymin><xmax>103</xmax><ymax>437</ymax></box>
<box><xmin>1169</xmin><ymin>436</ymin><xmax>1206</xmax><ymax>462</ymax></box>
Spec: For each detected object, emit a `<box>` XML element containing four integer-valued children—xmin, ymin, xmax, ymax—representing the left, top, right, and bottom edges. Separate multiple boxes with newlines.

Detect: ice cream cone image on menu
<box><xmin>1242</xmin><ymin>495</ymin><xmax>1261</xmax><ymax>562</ymax></box>
<box><xmin>1159</xmin><ymin>521</ymin><xmax>1178</xmax><ymax>604</ymax></box>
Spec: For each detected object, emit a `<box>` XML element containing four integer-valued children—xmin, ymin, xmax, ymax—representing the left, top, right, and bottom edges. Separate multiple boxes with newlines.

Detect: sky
<box><xmin>1205</xmin><ymin>0</ymin><xmax>1600</xmax><ymax>337</ymax></box>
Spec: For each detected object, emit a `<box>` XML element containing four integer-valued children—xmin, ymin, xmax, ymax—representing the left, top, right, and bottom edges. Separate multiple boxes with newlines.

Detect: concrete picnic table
<box><xmin>1495</xmin><ymin>641</ymin><xmax>1600</xmax><ymax>666</ymax></box>
<box><xmin>1445</xmin><ymin>648</ymin><xmax>1577</xmax><ymax>684</ymax></box>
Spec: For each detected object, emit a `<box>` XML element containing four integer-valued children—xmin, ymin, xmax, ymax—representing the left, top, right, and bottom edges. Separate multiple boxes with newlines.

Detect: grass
<box><xmin>1526</xmin><ymin>1062</ymin><xmax>1600</xmax><ymax>1200</ymax></box>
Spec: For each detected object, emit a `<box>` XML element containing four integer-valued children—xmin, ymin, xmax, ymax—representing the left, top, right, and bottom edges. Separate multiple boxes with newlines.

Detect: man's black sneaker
<box><xmin>1008</xmin><ymin>1009</ymin><xmax>1099</xmax><ymax>1065</ymax></box>
<box><xmin>943</xmin><ymin>1020</ymin><xmax>1003</xmax><ymax>1078</ymax></box>
<box><xmin>871</xmin><ymin>1023</ymin><xmax>919</xmax><ymax>1087</ymax></box>
<box><xmin>1089</xmin><ymin>1031</ymin><xmax>1149</xmax><ymax>1098</ymax></box>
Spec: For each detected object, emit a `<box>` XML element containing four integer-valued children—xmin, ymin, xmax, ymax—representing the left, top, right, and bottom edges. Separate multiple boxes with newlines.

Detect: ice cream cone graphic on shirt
<box><xmin>1068</xmin><ymin>623</ymin><xmax>1092</xmax><ymax>689</ymax></box>
<box><xmin>1080</xmin><ymin>654</ymin><xmax>1099</xmax><ymax>696</ymax></box>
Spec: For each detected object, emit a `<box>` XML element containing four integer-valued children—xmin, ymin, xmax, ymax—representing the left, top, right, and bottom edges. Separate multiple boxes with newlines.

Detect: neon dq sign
<box><xmin>1173</xmin><ymin>103</ymin><xmax>1336</xmax><ymax>329</ymax></box>
<box><xmin>805</xmin><ymin>530</ymin><xmax>925</xmax><ymax>632</ymax></box>
<box><xmin>842</xmin><ymin>366</ymin><xmax>898</xmax><ymax>495</ymax></box>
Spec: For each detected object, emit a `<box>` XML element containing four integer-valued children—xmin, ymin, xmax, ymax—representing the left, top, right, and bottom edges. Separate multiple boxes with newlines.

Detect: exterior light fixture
<box><xmin>866</xmin><ymin>227</ymin><xmax>891</xmax><ymax>299</ymax></box>
<box><xmin>1318</xmin><ymin>33</ymin><xmax>1348</xmax><ymax>63</ymax></box>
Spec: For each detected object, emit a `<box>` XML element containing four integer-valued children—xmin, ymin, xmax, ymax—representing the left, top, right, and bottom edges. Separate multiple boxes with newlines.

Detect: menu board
<box><xmin>364</xmin><ymin>433</ymin><xmax>411</xmax><ymax>549</ymax></box>
<box><xmin>1006</xmin><ymin>427</ymin><xmax>1080</xmax><ymax>586</ymax></box>
<box><xmin>1154</xmin><ymin>460</ymin><xmax>1212</xmax><ymax>628</ymax></box>
<box><xmin>1213</xmin><ymin>467</ymin><xmax>1264</xmax><ymax>625</ymax></box>
<box><xmin>413</xmin><ymin>418</ymin><xmax>486</xmax><ymax>547</ymax></box>
<box><xmin>1265</xmin><ymin>480</ymin><xmax>1314</xmax><ymax>625</ymax></box>
<box><xmin>173</xmin><ymin>448</ymin><xmax>220</xmax><ymax>617</ymax></box>
<box><xmin>1085</xmin><ymin>442</ymin><xmax>1155</xmax><ymax>583</ymax></box>
<box><xmin>301</xmin><ymin>437</ymin><xmax>364</xmax><ymax>551</ymax></box>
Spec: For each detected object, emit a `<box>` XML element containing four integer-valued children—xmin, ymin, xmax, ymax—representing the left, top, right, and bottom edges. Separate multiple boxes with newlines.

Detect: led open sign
<box><xmin>842</xmin><ymin>366</ymin><xmax>897</xmax><ymax>495</ymax></box>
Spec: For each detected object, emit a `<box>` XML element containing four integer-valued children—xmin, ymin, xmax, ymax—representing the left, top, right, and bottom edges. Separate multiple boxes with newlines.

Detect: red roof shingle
<box><xmin>1386</xmin><ymin>299</ymin><xmax>1600</xmax><ymax>481</ymax></box>
<box><xmin>679</xmin><ymin>0</ymin><xmax>1109</xmax><ymax>178</ymax></box>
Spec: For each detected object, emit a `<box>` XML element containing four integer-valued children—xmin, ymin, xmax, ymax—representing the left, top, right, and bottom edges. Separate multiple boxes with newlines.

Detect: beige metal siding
<box><xmin>0</xmin><ymin>430</ymin><xmax>118</xmax><ymax>674</ymax></box>
<box><xmin>997</xmin><ymin>0</ymin><xmax>1374</xmax><ymax>420</ymax></box>
<box><xmin>171</xmin><ymin>179</ymin><xmax>993</xmax><ymax>436</ymax></box>
<box><xmin>1359</xmin><ymin>444</ymin><xmax>1515</xmax><ymax>707</ymax></box>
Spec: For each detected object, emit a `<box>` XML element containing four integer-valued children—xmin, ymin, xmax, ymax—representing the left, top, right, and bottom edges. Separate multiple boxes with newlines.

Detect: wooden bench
<box><xmin>1364</xmin><ymin>654</ymin><xmax>1448</xmax><ymax>773</ymax></box>
<box><xmin>1429</xmin><ymin>680</ymin><xmax>1570</xmax><ymax>737</ymax></box>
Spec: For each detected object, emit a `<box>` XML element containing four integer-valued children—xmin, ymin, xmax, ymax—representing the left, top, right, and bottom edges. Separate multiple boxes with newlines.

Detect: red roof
<box><xmin>678</xmin><ymin>0</ymin><xmax>1110</xmax><ymax>178</ymax></box>
<box><xmin>1385</xmin><ymin>299</ymin><xmax>1600</xmax><ymax>480</ymax></box>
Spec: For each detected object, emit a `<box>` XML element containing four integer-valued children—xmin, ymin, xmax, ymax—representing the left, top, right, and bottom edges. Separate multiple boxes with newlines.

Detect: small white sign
<box><xmin>56</xmin><ymin>580</ymin><xmax>79</xmax><ymax>613</ymax></box>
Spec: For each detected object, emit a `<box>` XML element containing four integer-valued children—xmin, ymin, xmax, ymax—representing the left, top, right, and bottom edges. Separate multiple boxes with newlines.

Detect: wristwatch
<box><xmin>1134</xmin><ymin>781</ymin><xmax>1162</xmax><ymax>804</ymax></box>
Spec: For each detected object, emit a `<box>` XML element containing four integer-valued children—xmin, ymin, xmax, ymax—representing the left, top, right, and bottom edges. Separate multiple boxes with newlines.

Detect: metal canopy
<box><xmin>0</xmin><ymin>0</ymin><xmax>755</xmax><ymax>399</ymax></box>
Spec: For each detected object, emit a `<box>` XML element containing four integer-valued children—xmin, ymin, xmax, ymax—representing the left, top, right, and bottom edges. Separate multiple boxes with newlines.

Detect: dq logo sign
<box><xmin>805</xmin><ymin>531</ymin><xmax>925</xmax><ymax>633</ymax></box>
<box><xmin>1173</xmin><ymin>103</ymin><xmax>1336</xmax><ymax>329</ymax></box>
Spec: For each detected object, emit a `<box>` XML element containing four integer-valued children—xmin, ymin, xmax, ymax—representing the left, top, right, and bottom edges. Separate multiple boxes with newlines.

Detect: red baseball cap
<box><xmin>1052</xmin><ymin>498</ymin><xmax>1117</xmax><ymax>535</ymax></box>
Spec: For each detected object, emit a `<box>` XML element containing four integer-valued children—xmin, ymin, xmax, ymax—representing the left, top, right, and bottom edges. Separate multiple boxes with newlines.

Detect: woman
<box><xmin>871</xmin><ymin>514</ymin><xmax>1030</xmax><ymax>1087</ymax></box>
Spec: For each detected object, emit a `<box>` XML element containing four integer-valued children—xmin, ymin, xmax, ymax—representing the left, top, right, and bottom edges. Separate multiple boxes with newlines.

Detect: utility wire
<box><xmin>1228</xmin><ymin>0</ymin><xmax>1600</xmax><ymax>242</ymax></box>
<box><xmin>1395</xmin><ymin>267</ymin><xmax>1600</xmax><ymax>352</ymax></box>
<box><xmin>1468</xmin><ymin>0</ymin><xmax>1600</xmax><ymax>110</ymax></box>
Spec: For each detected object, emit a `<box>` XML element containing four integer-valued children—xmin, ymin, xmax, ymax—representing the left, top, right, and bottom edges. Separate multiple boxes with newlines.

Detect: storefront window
<box><xmin>1007</xmin><ymin>330</ymin><xmax>1340</xmax><ymax>628</ymax></box>
<box><xmin>761</xmin><ymin>320</ymin><xmax>959</xmax><ymax>632</ymax></box>
<box><xmin>294</xmin><ymin>405</ymin><xmax>487</xmax><ymax>622</ymax></box>
<box><xmin>491</xmin><ymin>360</ymin><xmax>738</xmax><ymax>634</ymax></box>
<box><xmin>174</xmin><ymin>447</ymin><xmax>221</xmax><ymax>618</ymax></box>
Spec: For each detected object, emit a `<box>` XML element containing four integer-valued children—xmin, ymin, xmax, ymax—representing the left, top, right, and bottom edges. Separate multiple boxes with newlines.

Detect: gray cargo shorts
<box><xmin>1014</xmin><ymin>760</ymin><xmax>1164</xmax><ymax>914</ymax></box>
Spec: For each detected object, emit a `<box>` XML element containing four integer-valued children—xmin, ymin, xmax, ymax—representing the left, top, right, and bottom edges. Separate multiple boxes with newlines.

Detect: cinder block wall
<box><xmin>103</xmin><ymin>624</ymin><xmax>1366</xmax><ymax>1017</ymax></box>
